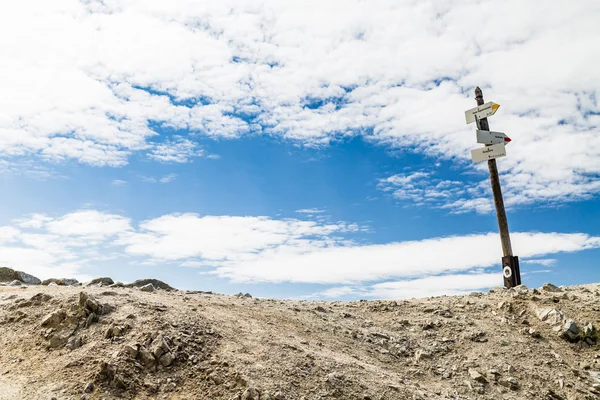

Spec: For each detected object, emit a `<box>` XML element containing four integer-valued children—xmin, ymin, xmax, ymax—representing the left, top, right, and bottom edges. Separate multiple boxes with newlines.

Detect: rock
<box><xmin>49</xmin><ymin>331</ymin><xmax>70</xmax><ymax>348</ymax></box>
<box><xmin>583</xmin><ymin>323</ymin><xmax>597</xmax><ymax>338</ymax></box>
<box><xmin>8</xmin><ymin>280</ymin><xmax>21</xmax><ymax>286</ymax></box>
<box><xmin>87</xmin><ymin>277</ymin><xmax>114</xmax><ymax>287</ymax></box>
<box><xmin>536</xmin><ymin>308</ymin><xmax>565</xmax><ymax>325</ymax></box>
<box><xmin>79</xmin><ymin>292</ymin><xmax>113</xmax><ymax>316</ymax></box>
<box><xmin>48</xmin><ymin>282</ymin><xmax>58</xmax><ymax>287</ymax></box>
<box><xmin>499</xmin><ymin>376</ymin><xmax>519</xmax><ymax>390</ymax></box>
<box><xmin>138</xmin><ymin>346</ymin><xmax>157</xmax><ymax>370</ymax></box>
<box><xmin>140</xmin><ymin>283</ymin><xmax>155</xmax><ymax>292</ymax></box>
<box><xmin>108</xmin><ymin>282</ymin><xmax>125</xmax><ymax>288</ymax></box>
<box><xmin>513</xmin><ymin>284</ymin><xmax>528</xmax><ymax>294</ymax></box>
<box><xmin>66</xmin><ymin>336</ymin><xmax>84</xmax><ymax>351</ymax></box>
<box><xmin>274</xmin><ymin>392</ymin><xmax>285</xmax><ymax>400</ymax></box>
<box><xmin>41</xmin><ymin>310</ymin><xmax>67</xmax><ymax>328</ymax></box>
<box><xmin>150</xmin><ymin>335</ymin><xmax>171</xmax><ymax>359</ymax></box>
<box><xmin>468</xmin><ymin>369</ymin><xmax>487</xmax><ymax>383</ymax></box>
<box><xmin>242</xmin><ymin>387</ymin><xmax>260</xmax><ymax>400</ymax></box>
<box><xmin>64</xmin><ymin>279</ymin><xmax>79</xmax><ymax>286</ymax></box>
<box><xmin>560</xmin><ymin>319</ymin><xmax>580</xmax><ymax>342</ymax></box>
<box><xmin>542</xmin><ymin>283</ymin><xmax>563</xmax><ymax>293</ymax></box>
<box><xmin>414</xmin><ymin>349</ymin><xmax>431</xmax><ymax>363</ymax></box>
<box><xmin>15</xmin><ymin>271</ymin><xmax>41</xmax><ymax>284</ymax></box>
<box><xmin>125</xmin><ymin>279</ymin><xmax>175</xmax><ymax>291</ymax></box>
<box><xmin>122</xmin><ymin>344</ymin><xmax>138</xmax><ymax>358</ymax></box>
<box><xmin>159</xmin><ymin>351</ymin><xmax>176</xmax><ymax>367</ymax></box>
<box><xmin>84</xmin><ymin>382</ymin><xmax>94</xmax><ymax>393</ymax></box>
<box><xmin>0</xmin><ymin>267</ymin><xmax>41</xmax><ymax>285</ymax></box>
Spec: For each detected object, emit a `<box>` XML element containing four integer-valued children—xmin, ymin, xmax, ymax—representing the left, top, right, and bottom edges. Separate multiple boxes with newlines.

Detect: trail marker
<box><xmin>467</xmin><ymin>87</ymin><xmax>521</xmax><ymax>289</ymax></box>
<box><xmin>465</xmin><ymin>101</ymin><xmax>500</xmax><ymax>124</ymax></box>
<box><xmin>476</xmin><ymin>130</ymin><xmax>511</xmax><ymax>145</ymax></box>
<box><xmin>471</xmin><ymin>142</ymin><xmax>506</xmax><ymax>163</ymax></box>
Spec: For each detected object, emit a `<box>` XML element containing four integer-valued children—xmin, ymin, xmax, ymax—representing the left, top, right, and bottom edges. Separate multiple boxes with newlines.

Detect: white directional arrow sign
<box><xmin>476</xmin><ymin>130</ymin><xmax>511</xmax><ymax>145</ymax></box>
<box><xmin>465</xmin><ymin>102</ymin><xmax>500</xmax><ymax>124</ymax></box>
<box><xmin>471</xmin><ymin>142</ymin><xmax>506</xmax><ymax>163</ymax></box>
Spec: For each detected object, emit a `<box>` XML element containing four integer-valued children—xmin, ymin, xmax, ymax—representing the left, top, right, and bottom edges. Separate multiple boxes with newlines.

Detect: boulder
<box><xmin>41</xmin><ymin>278</ymin><xmax>79</xmax><ymax>286</ymax></box>
<box><xmin>41</xmin><ymin>310</ymin><xmax>67</xmax><ymax>328</ymax></box>
<box><xmin>8</xmin><ymin>280</ymin><xmax>21</xmax><ymax>286</ymax></box>
<box><xmin>559</xmin><ymin>319</ymin><xmax>580</xmax><ymax>342</ymax></box>
<box><xmin>541</xmin><ymin>283</ymin><xmax>562</xmax><ymax>293</ymax></box>
<box><xmin>125</xmin><ymin>279</ymin><xmax>175</xmax><ymax>291</ymax></box>
<box><xmin>87</xmin><ymin>277</ymin><xmax>114</xmax><ymax>287</ymax></box>
<box><xmin>140</xmin><ymin>283</ymin><xmax>155</xmax><ymax>292</ymax></box>
<box><xmin>0</xmin><ymin>267</ymin><xmax>41</xmax><ymax>284</ymax></box>
<box><xmin>242</xmin><ymin>387</ymin><xmax>261</xmax><ymax>400</ymax></box>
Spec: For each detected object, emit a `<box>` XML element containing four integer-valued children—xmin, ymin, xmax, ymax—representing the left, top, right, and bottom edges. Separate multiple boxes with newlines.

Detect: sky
<box><xmin>1</xmin><ymin>0</ymin><xmax>599</xmax><ymax>300</ymax></box>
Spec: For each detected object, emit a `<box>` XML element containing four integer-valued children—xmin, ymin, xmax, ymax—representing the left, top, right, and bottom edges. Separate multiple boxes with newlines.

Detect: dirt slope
<box><xmin>1</xmin><ymin>283</ymin><xmax>599</xmax><ymax>400</ymax></box>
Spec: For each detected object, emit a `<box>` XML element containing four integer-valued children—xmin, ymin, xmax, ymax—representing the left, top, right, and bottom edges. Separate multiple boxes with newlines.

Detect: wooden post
<box><xmin>474</xmin><ymin>87</ymin><xmax>521</xmax><ymax>288</ymax></box>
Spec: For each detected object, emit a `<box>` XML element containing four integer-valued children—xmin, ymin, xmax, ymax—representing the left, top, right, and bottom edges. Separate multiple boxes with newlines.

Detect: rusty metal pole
<box><xmin>474</xmin><ymin>87</ymin><xmax>521</xmax><ymax>287</ymax></box>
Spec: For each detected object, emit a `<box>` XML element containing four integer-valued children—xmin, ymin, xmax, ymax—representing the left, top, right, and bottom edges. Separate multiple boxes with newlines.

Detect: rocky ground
<box><xmin>0</xmin><ymin>275</ymin><xmax>599</xmax><ymax>400</ymax></box>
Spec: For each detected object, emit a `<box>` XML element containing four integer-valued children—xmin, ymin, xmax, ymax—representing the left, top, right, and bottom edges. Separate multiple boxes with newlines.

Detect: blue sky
<box><xmin>0</xmin><ymin>0</ymin><xmax>599</xmax><ymax>299</ymax></box>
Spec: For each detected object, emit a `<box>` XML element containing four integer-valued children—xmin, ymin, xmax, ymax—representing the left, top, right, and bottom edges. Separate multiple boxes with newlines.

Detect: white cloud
<box><xmin>522</xmin><ymin>258</ymin><xmax>557</xmax><ymax>267</ymax></box>
<box><xmin>147</xmin><ymin>137</ymin><xmax>207</xmax><ymax>163</ymax></box>
<box><xmin>1</xmin><ymin>209</ymin><xmax>599</xmax><ymax>298</ymax></box>
<box><xmin>111</xmin><ymin>179</ymin><xmax>129</xmax><ymax>186</ymax></box>
<box><xmin>141</xmin><ymin>173</ymin><xmax>177</xmax><ymax>183</ymax></box>
<box><xmin>0</xmin><ymin>0</ymin><xmax>598</xmax><ymax>208</ymax></box>
<box><xmin>366</xmin><ymin>273</ymin><xmax>503</xmax><ymax>299</ymax></box>
<box><xmin>295</xmin><ymin>208</ymin><xmax>326</xmax><ymax>214</ymax></box>
<box><xmin>212</xmin><ymin>231</ymin><xmax>600</xmax><ymax>284</ymax></box>
<box><xmin>43</xmin><ymin>210</ymin><xmax>131</xmax><ymax>241</ymax></box>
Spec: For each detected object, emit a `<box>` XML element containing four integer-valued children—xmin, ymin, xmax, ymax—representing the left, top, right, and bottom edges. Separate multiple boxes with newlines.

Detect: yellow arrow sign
<box><xmin>465</xmin><ymin>102</ymin><xmax>500</xmax><ymax>124</ymax></box>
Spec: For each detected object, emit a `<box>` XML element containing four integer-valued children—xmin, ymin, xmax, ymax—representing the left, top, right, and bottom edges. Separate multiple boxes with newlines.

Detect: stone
<box><xmin>414</xmin><ymin>349</ymin><xmax>431</xmax><ymax>363</ymax></box>
<box><xmin>8</xmin><ymin>280</ymin><xmax>21</xmax><ymax>286</ymax></box>
<box><xmin>151</xmin><ymin>335</ymin><xmax>171</xmax><ymax>359</ymax></box>
<box><xmin>274</xmin><ymin>392</ymin><xmax>285</xmax><ymax>400</ymax></box>
<box><xmin>242</xmin><ymin>387</ymin><xmax>260</xmax><ymax>400</ymax></box>
<box><xmin>541</xmin><ymin>283</ymin><xmax>562</xmax><ymax>293</ymax></box>
<box><xmin>0</xmin><ymin>268</ymin><xmax>41</xmax><ymax>285</ymax></box>
<box><xmin>560</xmin><ymin>319</ymin><xmax>580</xmax><ymax>341</ymax></box>
<box><xmin>468</xmin><ymin>369</ymin><xmax>487</xmax><ymax>383</ymax></box>
<box><xmin>583</xmin><ymin>323</ymin><xmax>597</xmax><ymax>338</ymax></box>
<box><xmin>122</xmin><ymin>344</ymin><xmax>138</xmax><ymax>358</ymax></box>
<box><xmin>48</xmin><ymin>282</ymin><xmax>58</xmax><ymax>287</ymax></box>
<box><xmin>79</xmin><ymin>292</ymin><xmax>113</xmax><ymax>316</ymax></box>
<box><xmin>125</xmin><ymin>279</ymin><xmax>175</xmax><ymax>291</ymax></box>
<box><xmin>536</xmin><ymin>308</ymin><xmax>565</xmax><ymax>325</ymax></box>
<box><xmin>41</xmin><ymin>310</ymin><xmax>67</xmax><ymax>328</ymax></box>
<box><xmin>49</xmin><ymin>331</ymin><xmax>70</xmax><ymax>348</ymax></box>
<box><xmin>140</xmin><ymin>283</ymin><xmax>155</xmax><ymax>292</ymax></box>
<box><xmin>87</xmin><ymin>277</ymin><xmax>114</xmax><ymax>286</ymax></box>
<box><xmin>84</xmin><ymin>382</ymin><xmax>94</xmax><ymax>393</ymax></box>
<box><xmin>138</xmin><ymin>346</ymin><xmax>157</xmax><ymax>370</ymax></box>
<box><xmin>159</xmin><ymin>351</ymin><xmax>176</xmax><ymax>367</ymax></box>
<box><xmin>499</xmin><ymin>376</ymin><xmax>519</xmax><ymax>390</ymax></box>
<box><xmin>66</xmin><ymin>336</ymin><xmax>84</xmax><ymax>350</ymax></box>
<box><xmin>64</xmin><ymin>279</ymin><xmax>79</xmax><ymax>286</ymax></box>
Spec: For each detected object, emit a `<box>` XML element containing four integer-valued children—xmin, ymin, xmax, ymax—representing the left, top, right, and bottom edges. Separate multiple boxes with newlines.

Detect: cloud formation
<box><xmin>2</xmin><ymin>0</ymin><xmax>599</xmax><ymax>207</ymax></box>
<box><xmin>2</xmin><ymin>209</ymin><xmax>598</xmax><ymax>298</ymax></box>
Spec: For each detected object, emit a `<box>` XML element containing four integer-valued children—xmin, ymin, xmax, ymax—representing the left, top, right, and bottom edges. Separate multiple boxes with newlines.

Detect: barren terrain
<box><xmin>1</xmin><ymin>281</ymin><xmax>599</xmax><ymax>400</ymax></box>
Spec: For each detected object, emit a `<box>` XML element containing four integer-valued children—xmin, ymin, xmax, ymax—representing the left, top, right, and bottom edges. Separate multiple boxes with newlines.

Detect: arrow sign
<box><xmin>471</xmin><ymin>142</ymin><xmax>506</xmax><ymax>163</ymax></box>
<box><xmin>465</xmin><ymin>102</ymin><xmax>500</xmax><ymax>124</ymax></box>
<box><xmin>476</xmin><ymin>130</ymin><xmax>511</xmax><ymax>145</ymax></box>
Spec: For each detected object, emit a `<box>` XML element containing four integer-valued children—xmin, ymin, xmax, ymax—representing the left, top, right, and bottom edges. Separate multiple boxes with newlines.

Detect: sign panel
<box><xmin>476</xmin><ymin>130</ymin><xmax>511</xmax><ymax>145</ymax></box>
<box><xmin>465</xmin><ymin>102</ymin><xmax>500</xmax><ymax>124</ymax></box>
<box><xmin>471</xmin><ymin>143</ymin><xmax>506</xmax><ymax>163</ymax></box>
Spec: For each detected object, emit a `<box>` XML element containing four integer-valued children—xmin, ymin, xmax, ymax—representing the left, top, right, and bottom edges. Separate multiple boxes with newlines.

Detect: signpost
<box><xmin>476</xmin><ymin>130</ymin><xmax>511</xmax><ymax>146</ymax></box>
<box><xmin>467</xmin><ymin>87</ymin><xmax>521</xmax><ymax>288</ymax></box>
<box><xmin>471</xmin><ymin>142</ymin><xmax>506</xmax><ymax>163</ymax></box>
<box><xmin>465</xmin><ymin>101</ymin><xmax>500</xmax><ymax>124</ymax></box>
